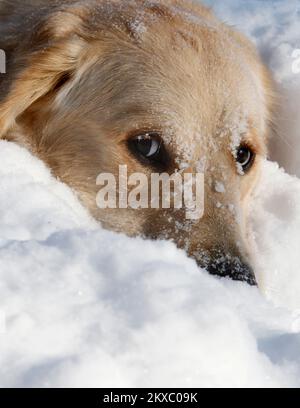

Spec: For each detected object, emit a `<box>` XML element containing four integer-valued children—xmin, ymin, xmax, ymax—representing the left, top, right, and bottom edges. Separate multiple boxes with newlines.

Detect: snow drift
<box><xmin>0</xmin><ymin>0</ymin><xmax>300</xmax><ymax>388</ymax></box>
<box><xmin>0</xmin><ymin>141</ymin><xmax>300</xmax><ymax>388</ymax></box>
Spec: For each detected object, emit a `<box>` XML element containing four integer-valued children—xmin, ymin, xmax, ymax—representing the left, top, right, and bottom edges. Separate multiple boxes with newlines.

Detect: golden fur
<box><xmin>0</xmin><ymin>0</ymin><xmax>276</xmax><ymax>284</ymax></box>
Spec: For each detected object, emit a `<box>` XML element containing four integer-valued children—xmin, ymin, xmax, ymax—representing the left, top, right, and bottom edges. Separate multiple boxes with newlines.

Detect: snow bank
<box><xmin>0</xmin><ymin>0</ymin><xmax>299</xmax><ymax>388</ymax></box>
<box><xmin>0</xmin><ymin>142</ymin><xmax>300</xmax><ymax>388</ymax></box>
<box><xmin>251</xmin><ymin>161</ymin><xmax>300</xmax><ymax>311</ymax></box>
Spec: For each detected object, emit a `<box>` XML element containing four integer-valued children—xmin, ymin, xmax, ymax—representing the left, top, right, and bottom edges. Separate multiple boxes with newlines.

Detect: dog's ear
<box><xmin>0</xmin><ymin>5</ymin><xmax>90</xmax><ymax>138</ymax></box>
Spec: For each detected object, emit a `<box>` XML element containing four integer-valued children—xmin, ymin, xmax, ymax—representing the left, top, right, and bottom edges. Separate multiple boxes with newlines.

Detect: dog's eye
<box><xmin>135</xmin><ymin>134</ymin><xmax>161</xmax><ymax>158</ymax></box>
<box><xmin>236</xmin><ymin>145</ymin><xmax>255</xmax><ymax>173</ymax></box>
<box><xmin>128</xmin><ymin>132</ymin><xmax>168</xmax><ymax>166</ymax></box>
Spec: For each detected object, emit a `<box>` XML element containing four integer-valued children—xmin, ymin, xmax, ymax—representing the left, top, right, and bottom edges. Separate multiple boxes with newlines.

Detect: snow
<box><xmin>214</xmin><ymin>181</ymin><xmax>226</xmax><ymax>194</ymax></box>
<box><xmin>0</xmin><ymin>0</ymin><xmax>300</xmax><ymax>388</ymax></box>
<box><xmin>250</xmin><ymin>161</ymin><xmax>300</xmax><ymax>311</ymax></box>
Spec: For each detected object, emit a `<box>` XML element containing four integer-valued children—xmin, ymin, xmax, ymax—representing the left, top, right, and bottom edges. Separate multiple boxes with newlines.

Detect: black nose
<box><xmin>206</xmin><ymin>255</ymin><xmax>257</xmax><ymax>286</ymax></box>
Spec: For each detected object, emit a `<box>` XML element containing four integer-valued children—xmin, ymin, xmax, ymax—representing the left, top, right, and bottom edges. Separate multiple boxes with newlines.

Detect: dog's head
<box><xmin>0</xmin><ymin>0</ymin><xmax>276</xmax><ymax>284</ymax></box>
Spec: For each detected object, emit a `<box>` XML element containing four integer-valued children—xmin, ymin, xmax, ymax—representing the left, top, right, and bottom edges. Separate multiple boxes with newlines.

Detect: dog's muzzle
<box><xmin>205</xmin><ymin>254</ymin><xmax>257</xmax><ymax>286</ymax></box>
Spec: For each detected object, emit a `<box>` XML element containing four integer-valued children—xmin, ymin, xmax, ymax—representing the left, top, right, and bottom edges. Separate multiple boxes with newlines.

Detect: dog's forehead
<box><xmin>92</xmin><ymin>25</ymin><xmax>263</xmax><ymax>117</ymax></box>
<box><xmin>60</xmin><ymin>0</ymin><xmax>266</xmax><ymax>164</ymax></box>
<box><xmin>102</xmin><ymin>32</ymin><xmax>265</xmax><ymax>163</ymax></box>
<box><xmin>100</xmin><ymin>4</ymin><xmax>266</xmax><ymax>136</ymax></box>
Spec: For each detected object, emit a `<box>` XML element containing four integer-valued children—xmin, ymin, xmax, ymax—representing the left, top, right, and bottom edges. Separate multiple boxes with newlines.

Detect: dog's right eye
<box><xmin>128</xmin><ymin>132</ymin><xmax>168</xmax><ymax>167</ymax></box>
<box><xmin>236</xmin><ymin>145</ymin><xmax>255</xmax><ymax>174</ymax></box>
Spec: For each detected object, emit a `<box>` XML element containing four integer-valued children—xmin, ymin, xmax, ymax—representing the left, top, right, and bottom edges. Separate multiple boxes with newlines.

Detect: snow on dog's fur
<box><xmin>0</xmin><ymin>0</ymin><xmax>276</xmax><ymax>284</ymax></box>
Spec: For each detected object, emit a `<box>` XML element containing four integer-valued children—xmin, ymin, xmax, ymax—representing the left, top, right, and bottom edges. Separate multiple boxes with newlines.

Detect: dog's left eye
<box><xmin>128</xmin><ymin>132</ymin><xmax>168</xmax><ymax>166</ymax></box>
<box><xmin>236</xmin><ymin>145</ymin><xmax>255</xmax><ymax>173</ymax></box>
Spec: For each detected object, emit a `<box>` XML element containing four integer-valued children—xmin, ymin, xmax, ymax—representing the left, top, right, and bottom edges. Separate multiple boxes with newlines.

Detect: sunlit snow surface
<box><xmin>0</xmin><ymin>0</ymin><xmax>300</xmax><ymax>387</ymax></box>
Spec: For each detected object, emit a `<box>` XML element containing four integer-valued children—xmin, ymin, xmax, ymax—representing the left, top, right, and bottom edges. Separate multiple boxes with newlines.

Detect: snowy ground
<box><xmin>0</xmin><ymin>0</ymin><xmax>300</xmax><ymax>388</ymax></box>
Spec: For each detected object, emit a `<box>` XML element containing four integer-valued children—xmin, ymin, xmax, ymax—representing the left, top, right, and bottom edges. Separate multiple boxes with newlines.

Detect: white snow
<box><xmin>214</xmin><ymin>181</ymin><xmax>226</xmax><ymax>194</ymax></box>
<box><xmin>0</xmin><ymin>0</ymin><xmax>300</xmax><ymax>388</ymax></box>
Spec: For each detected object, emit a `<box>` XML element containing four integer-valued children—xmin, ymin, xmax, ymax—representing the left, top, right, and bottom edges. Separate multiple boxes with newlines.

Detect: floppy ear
<box><xmin>0</xmin><ymin>6</ymin><xmax>88</xmax><ymax>138</ymax></box>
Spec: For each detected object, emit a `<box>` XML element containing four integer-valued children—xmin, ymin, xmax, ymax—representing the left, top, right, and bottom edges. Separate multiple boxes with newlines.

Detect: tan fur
<box><xmin>0</xmin><ymin>0</ymin><xmax>276</xmax><ymax>283</ymax></box>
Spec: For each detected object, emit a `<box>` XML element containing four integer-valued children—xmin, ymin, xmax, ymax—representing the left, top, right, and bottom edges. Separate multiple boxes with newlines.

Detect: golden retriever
<box><xmin>0</xmin><ymin>0</ymin><xmax>276</xmax><ymax>285</ymax></box>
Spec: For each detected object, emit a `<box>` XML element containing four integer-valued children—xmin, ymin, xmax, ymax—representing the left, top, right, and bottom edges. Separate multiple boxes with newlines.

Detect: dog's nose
<box><xmin>205</xmin><ymin>255</ymin><xmax>257</xmax><ymax>286</ymax></box>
